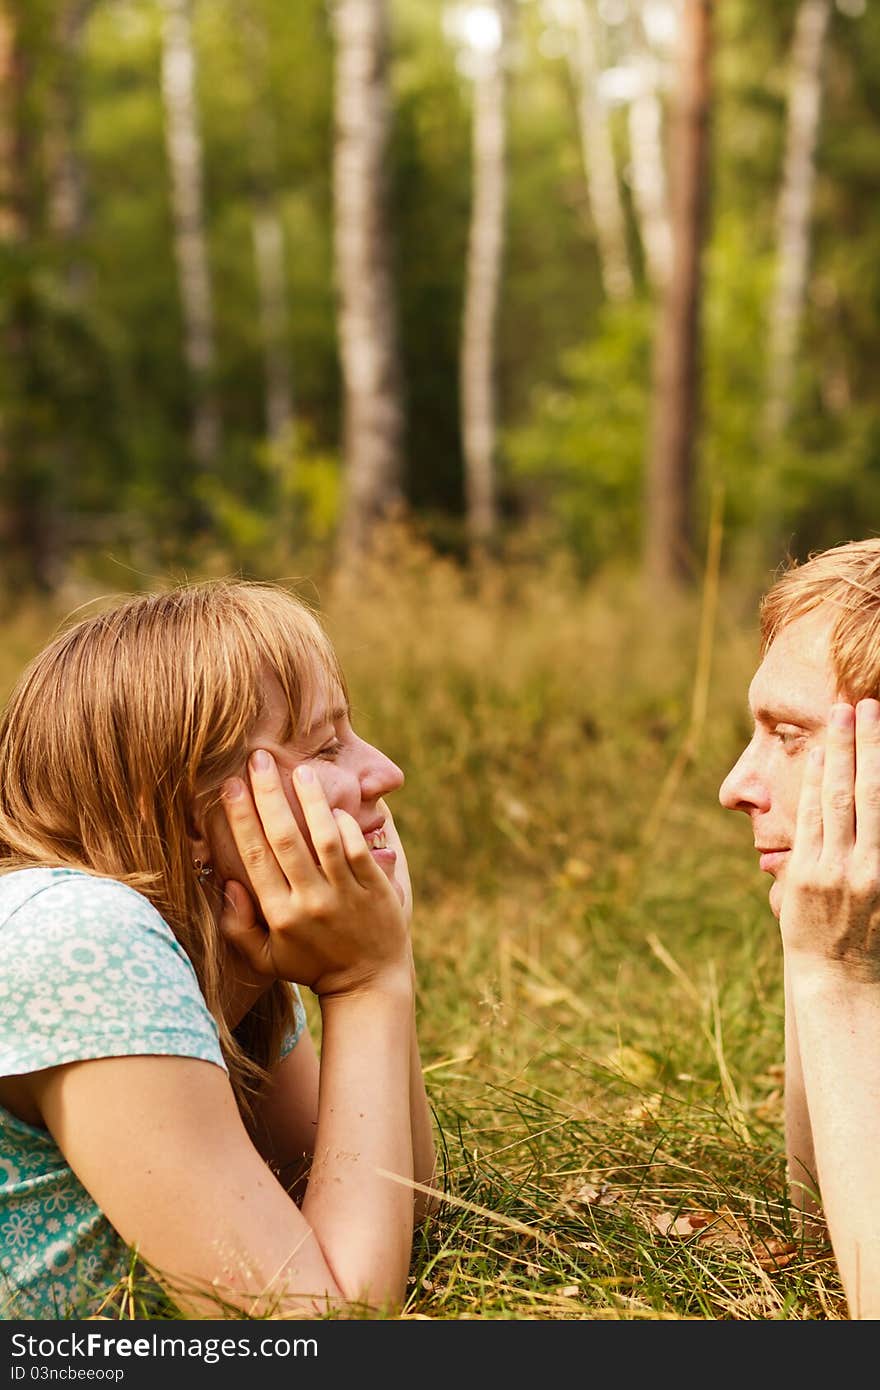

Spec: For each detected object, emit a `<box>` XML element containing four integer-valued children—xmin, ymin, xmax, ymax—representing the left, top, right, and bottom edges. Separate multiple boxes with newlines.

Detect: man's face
<box><xmin>718</xmin><ymin>610</ymin><xmax>838</xmax><ymax>918</ymax></box>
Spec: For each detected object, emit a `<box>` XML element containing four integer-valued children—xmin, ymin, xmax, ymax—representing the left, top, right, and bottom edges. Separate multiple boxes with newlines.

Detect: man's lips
<box><xmin>756</xmin><ymin>848</ymin><xmax>790</xmax><ymax>873</ymax></box>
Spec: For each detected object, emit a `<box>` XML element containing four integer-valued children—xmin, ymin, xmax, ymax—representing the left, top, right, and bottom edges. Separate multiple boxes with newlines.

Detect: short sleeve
<box><xmin>0</xmin><ymin>874</ymin><xmax>226</xmax><ymax>1075</ymax></box>
<box><xmin>279</xmin><ymin>985</ymin><xmax>308</xmax><ymax>1061</ymax></box>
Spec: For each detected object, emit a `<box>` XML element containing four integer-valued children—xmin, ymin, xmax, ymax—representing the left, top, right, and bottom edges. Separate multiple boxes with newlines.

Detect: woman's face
<box><xmin>203</xmin><ymin>671</ymin><xmax>405</xmax><ymax>901</ymax></box>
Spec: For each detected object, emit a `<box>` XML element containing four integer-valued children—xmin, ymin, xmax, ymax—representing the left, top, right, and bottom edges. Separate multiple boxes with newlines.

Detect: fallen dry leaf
<box><xmin>570</xmin><ymin>1182</ymin><xmax>620</xmax><ymax>1208</ymax></box>
<box><xmin>651</xmin><ymin>1207</ymin><xmax>801</xmax><ymax>1269</ymax></box>
<box><xmin>652</xmin><ymin>1207</ymin><xmax>749</xmax><ymax>1249</ymax></box>
<box><xmin>754</xmin><ymin>1238</ymin><xmax>799</xmax><ymax>1270</ymax></box>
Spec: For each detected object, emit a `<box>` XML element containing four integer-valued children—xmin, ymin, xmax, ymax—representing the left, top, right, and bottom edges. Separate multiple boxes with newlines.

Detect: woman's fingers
<box><xmin>247</xmin><ymin>750</ymin><xmax>317</xmax><ymax>884</ymax></box>
<box><xmin>221</xmin><ymin>772</ymin><xmax>296</xmax><ymax>911</ymax></box>
<box><xmin>332</xmin><ymin>807</ymin><xmax>387</xmax><ymax>889</ymax></box>
<box><xmin>218</xmin><ymin>879</ymin><xmax>270</xmax><ymax>974</ymax></box>
<box><xmin>290</xmin><ymin>765</ymin><xmax>350</xmax><ymax>884</ymax></box>
<box><xmin>854</xmin><ymin>699</ymin><xmax>880</xmax><ymax>867</ymax></box>
<box><xmin>819</xmin><ymin>703</ymin><xmax>856</xmax><ymax>864</ymax></box>
<box><xmin>378</xmin><ymin>799</ymin><xmax>412</xmax><ymax>918</ymax></box>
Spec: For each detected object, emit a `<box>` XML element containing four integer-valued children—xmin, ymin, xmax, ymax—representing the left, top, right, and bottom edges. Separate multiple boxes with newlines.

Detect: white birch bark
<box><xmin>461</xmin><ymin>0</ymin><xmax>509</xmax><ymax>553</ymax></box>
<box><xmin>0</xmin><ymin>5</ymin><xmax>23</xmax><ymax>246</ymax></box>
<box><xmin>236</xmin><ymin>0</ymin><xmax>294</xmax><ymax>452</ymax></box>
<box><xmin>252</xmin><ymin>207</ymin><xmax>294</xmax><ymax>448</ymax></box>
<box><xmin>43</xmin><ymin>0</ymin><xmax>93</xmax><ymax>591</ymax></box>
<box><xmin>644</xmin><ymin>0</ymin><xmax>712</xmax><ymax>588</ymax></box>
<box><xmin>159</xmin><ymin>0</ymin><xmax>221</xmax><ymax>473</ymax></box>
<box><xmin>569</xmin><ymin>0</ymin><xmax>633</xmax><ymax>302</ymax></box>
<box><xmin>626</xmin><ymin>8</ymin><xmax>672</xmax><ymax>292</ymax></box>
<box><xmin>46</xmin><ymin>1</ymin><xmax>90</xmax><ymax>257</ymax></box>
<box><xmin>332</xmin><ymin>0</ymin><xmax>405</xmax><ymax>562</ymax></box>
<box><xmin>764</xmin><ymin>0</ymin><xmax>832</xmax><ymax>439</ymax></box>
<box><xmin>0</xmin><ymin>2</ymin><xmax>25</xmax><ymax>581</ymax></box>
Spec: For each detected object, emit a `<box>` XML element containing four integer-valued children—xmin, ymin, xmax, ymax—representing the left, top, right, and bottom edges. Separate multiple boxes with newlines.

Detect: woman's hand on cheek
<box><xmin>378</xmin><ymin>799</ymin><xmax>412</xmax><ymax>925</ymax></box>
<box><xmin>219</xmin><ymin>755</ymin><xmax>410</xmax><ymax>997</ymax></box>
<box><xmin>217</xmin><ymin>878</ymin><xmax>279</xmax><ymax>1028</ymax></box>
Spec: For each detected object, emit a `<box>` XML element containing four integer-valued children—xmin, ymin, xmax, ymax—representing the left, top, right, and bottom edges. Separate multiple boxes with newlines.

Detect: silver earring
<box><xmin>193</xmin><ymin>858</ymin><xmax>214</xmax><ymax>881</ymax></box>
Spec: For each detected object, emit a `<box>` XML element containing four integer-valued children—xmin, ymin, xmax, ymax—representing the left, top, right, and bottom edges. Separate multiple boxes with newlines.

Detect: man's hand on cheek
<box><xmin>782</xmin><ymin>699</ymin><xmax>880</xmax><ymax>980</ymax></box>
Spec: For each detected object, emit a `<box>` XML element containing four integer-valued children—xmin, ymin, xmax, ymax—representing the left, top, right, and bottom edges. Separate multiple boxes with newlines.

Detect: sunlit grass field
<box><xmin>0</xmin><ymin>535</ymin><xmax>846</xmax><ymax>1321</ymax></box>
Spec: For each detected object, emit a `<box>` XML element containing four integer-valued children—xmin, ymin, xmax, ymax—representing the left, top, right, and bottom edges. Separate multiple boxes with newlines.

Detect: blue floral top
<box><xmin>0</xmin><ymin>867</ymin><xmax>305</xmax><ymax>1319</ymax></box>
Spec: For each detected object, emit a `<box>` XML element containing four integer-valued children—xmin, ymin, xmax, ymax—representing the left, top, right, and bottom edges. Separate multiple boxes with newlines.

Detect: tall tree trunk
<box><xmin>0</xmin><ymin>3</ymin><xmax>23</xmax><ymax>246</ymax></box>
<box><xmin>236</xmin><ymin>0</ymin><xmax>294</xmax><ymax>455</ymax></box>
<box><xmin>764</xmin><ymin>0</ymin><xmax>831</xmax><ymax>441</ymax></box>
<box><xmin>643</xmin><ymin>0</ymin><xmax>712</xmax><ymax>588</ymax></box>
<box><xmin>159</xmin><ymin>0</ymin><xmax>221</xmax><ymax>483</ymax></box>
<box><xmin>461</xmin><ymin>0</ymin><xmax>509</xmax><ymax>556</ymax></box>
<box><xmin>0</xmin><ymin>0</ymin><xmax>36</xmax><ymax>594</ymax></box>
<box><xmin>569</xmin><ymin>0</ymin><xmax>633</xmax><ymax>302</ymax></box>
<box><xmin>42</xmin><ymin>0</ymin><xmax>92</xmax><ymax>591</ymax></box>
<box><xmin>332</xmin><ymin>0</ymin><xmax>405</xmax><ymax>565</ymax></box>
<box><xmin>46</xmin><ymin>1</ymin><xmax>89</xmax><ymax>260</ymax></box>
<box><xmin>252</xmin><ymin>206</ymin><xmax>294</xmax><ymax>447</ymax></box>
<box><xmin>626</xmin><ymin>11</ymin><xmax>672</xmax><ymax>292</ymax></box>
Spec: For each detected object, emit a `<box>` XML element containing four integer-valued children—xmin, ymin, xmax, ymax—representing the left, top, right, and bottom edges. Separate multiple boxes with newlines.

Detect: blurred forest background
<box><xmin>1</xmin><ymin>0</ymin><xmax>876</xmax><ymax>1316</ymax></box>
<box><xmin>0</xmin><ymin>0</ymin><xmax>875</xmax><ymax>598</ymax></box>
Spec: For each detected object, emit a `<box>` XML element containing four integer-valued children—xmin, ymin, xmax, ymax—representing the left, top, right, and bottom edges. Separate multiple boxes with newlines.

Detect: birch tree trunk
<box><xmin>0</xmin><ymin>4</ymin><xmax>23</xmax><ymax>246</ymax></box>
<box><xmin>159</xmin><ymin>0</ymin><xmax>221</xmax><ymax>480</ymax></box>
<box><xmin>643</xmin><ymin>0</ymin><xmax>712</xmax><ymax>588</ymax></box>
<box><xmin>461</xmin><ymin>0</ymin><xmax>509</xmax><ymax>555</ymax></box>
<box><xmin>0</xmin><ymin>0</ymin><xmax>31</xmax><ymax>591</ymax></box>
<box><xmin>626</xmin><ymin>10</ymin><xmax>672</xmax><ymax>292</ymax></box>
<box><xmin>46</xmin><ymin>0</ymin><xmax>89</xmax><ymax>261</ymax></box>
<box><xmin>236</xmin><ymin>0</ymin><xmax>294</xmax><ymax>454</ymax></box>
<box><xmin>569</xmin><ymin>0</ymin><xmax>632</xmax><ymax>302</ymax></box>
<box><xmin>764</xmin><ymin>0</ymin><xmax>831</xmax><ymax>440</ymax></box>
<box><xmin>42</xmin><ymin>0</ymin><xmax>92</xmax><ymax>590</ymax></box>
<box><xmin>332</xmin><ymin>0</ymin><xmax>405</xmax><ymax>564</ymax></box>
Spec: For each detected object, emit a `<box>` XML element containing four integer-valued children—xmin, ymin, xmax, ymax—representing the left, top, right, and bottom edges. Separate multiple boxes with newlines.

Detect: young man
<box><xmin>720</xmin><ymin>537</ymin><xmax>880</xmax><ymax>1319</ymax></box>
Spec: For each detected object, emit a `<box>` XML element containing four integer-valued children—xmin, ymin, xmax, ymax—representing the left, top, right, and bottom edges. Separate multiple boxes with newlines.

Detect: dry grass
<box><xmin>0</xmin><ymin>534</ymin><xmax>846</xmax><ymax>1319</ymax></box>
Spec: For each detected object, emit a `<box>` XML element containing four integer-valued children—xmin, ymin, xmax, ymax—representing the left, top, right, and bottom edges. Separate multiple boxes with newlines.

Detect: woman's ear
<box><xmin>187</xmin><ymin>794</ymin><xmax>213</xmax><ymax>867</ymax></box>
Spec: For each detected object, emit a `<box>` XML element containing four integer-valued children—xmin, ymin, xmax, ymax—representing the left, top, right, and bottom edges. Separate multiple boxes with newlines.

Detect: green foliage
<box><xmin>0</xmin><ymin>551</ymin><xmax>844</xmax><ymax>1318</ymax></box>
<box><xmin>2</xmin><ymin>0</ymin><xmax>880</xmax><ymax>588</ymax></box>
<box><xmin>504</xmin><ymin>302</ymin><xmax>652</xmax><ymax>571</ymax></box>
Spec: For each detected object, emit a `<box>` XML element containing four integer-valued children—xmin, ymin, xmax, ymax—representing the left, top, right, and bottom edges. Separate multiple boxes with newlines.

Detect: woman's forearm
<box><xmin>409</xmin><ymin>1008</ymin><xmax>439</xmax><ymax>1224</ymax></box>
<box><xmin>302</xmin><ymin>974</ymin><xmax>415</xmax><ymax>1311</ymax></box>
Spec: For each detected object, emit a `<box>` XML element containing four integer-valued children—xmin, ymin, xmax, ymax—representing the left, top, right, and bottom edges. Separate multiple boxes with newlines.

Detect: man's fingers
<box><xmin>854</xmin><ymin>698</ymin><xmax>880</xmax><ymax>864</ymax></box>
<box><xmin>819</xmin><ymin>703</ymin><xmax>856</xmax><ymax>863</ymax></box>
<box><xmin>792</xmin><ymin>744</ymin><xmax>825</xmax><ymax>865</ymax></box>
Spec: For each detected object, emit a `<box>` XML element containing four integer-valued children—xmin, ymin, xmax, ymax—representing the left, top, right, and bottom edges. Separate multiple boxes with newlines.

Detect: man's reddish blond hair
<box><xmin>760</xmin><ymin>538</ymin><xmax>880</xmax><ymax>700</ymax></box>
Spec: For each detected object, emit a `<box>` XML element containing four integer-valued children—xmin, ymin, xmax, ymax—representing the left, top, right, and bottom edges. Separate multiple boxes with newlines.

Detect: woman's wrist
<box><xmin>317</xmin><ymin>962</ymin><xmax>415</xmax><ymax>1011</ymax></box>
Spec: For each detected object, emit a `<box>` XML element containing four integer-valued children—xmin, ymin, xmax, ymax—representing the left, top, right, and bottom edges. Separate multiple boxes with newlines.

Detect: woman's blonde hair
<box><xmin>0</xmin><ymin>578</ymin><xmax>348</xmax><ymax>1121</ymax></box>
<box><xmin>760</xmin><ymin>537</ymin><xmax>880</xmax><ymax>699</ymax></box>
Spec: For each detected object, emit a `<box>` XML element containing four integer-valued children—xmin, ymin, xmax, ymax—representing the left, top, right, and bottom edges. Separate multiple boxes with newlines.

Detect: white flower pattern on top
<box><xmin>0</xmin><ymin>867</ymin><xmax>305</xmax><ymax>1319</ymax></box>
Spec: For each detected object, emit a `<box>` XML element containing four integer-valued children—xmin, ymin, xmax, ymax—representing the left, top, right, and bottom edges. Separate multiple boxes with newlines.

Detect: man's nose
<box><xmin>719</xmin><ymin>745</ymin><xmax>770</xmax><ymax>814</ymax></box>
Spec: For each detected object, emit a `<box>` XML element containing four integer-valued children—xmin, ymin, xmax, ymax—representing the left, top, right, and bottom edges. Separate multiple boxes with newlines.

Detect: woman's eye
<box><xmin>317</xmin><ymin>739</ymin><xmax>343</xmax><ymax>760</ymax></box>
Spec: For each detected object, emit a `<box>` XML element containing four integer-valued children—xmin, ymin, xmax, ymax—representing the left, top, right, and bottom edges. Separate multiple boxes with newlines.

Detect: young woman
<box><xmin>0</xmin><ymin>579</ymin><xmax>437</xmax><ymax>1319</ymax></box>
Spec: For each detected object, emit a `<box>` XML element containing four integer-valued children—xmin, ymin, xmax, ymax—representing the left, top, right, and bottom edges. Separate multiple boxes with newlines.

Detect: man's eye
<box><xmin>772</xmin><ymin>728</ymin><xmax>803</xmax><ymax>748</ymax></box>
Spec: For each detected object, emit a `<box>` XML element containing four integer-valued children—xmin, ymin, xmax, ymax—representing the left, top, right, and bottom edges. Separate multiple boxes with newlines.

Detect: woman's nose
<box><xmin>360</xmin><ymin>745</ymin><xmax>404</xmax><ymax>801</ymax></box>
